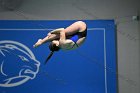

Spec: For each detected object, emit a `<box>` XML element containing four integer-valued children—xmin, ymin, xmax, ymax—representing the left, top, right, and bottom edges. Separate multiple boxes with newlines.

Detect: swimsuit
<box><xmin>69</xmin><ymin>28</ymin><xmax>87</xmax><ymax>48</ymax></box>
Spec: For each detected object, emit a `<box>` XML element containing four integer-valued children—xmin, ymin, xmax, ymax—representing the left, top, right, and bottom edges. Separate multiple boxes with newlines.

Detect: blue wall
<box><xmin>0</xmin><ymin>20</ymin><xmax>117</xmax><ymax>93</ymax></box>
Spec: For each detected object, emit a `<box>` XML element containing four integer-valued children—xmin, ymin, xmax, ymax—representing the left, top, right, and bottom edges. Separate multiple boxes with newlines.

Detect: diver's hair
<box><xmin>45</xmin><ymin>51</ymin><xmax>54</xmax><ymax>64</ymax></box>
<box><xmin>49</xmin><ymin>42</ymin><xmax>60</xmax><ymax>52</ymax></box>
<box><xmin>45</xmin><ymin>42</ymin><xmax>60</xmax><ymax>64</ymax></box>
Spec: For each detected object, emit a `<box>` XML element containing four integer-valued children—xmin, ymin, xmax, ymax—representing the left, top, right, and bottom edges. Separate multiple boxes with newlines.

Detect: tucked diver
<box><xmin>33</xmin><ymin>21</ymin><xmax>87</xmax><ymax>63</ymax></box>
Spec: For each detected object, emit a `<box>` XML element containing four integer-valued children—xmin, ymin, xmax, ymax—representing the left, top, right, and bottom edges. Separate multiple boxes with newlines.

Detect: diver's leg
<box><xmin>44</xmin><ymin>21</ymin><xmax>86</xmax><ymax>42</ymax></box>
<box><xmin>33</xmin><ymin>33</ymin><xmax>60</xmax><ymax>48</ymax></box>
<box><xmin>63</xmin><ymin>21</ymin><xmax>87</xmax><ymax>35</ymax></box>
<box><xmin>33</xmin><ymin>21</ymin><xmax>86</xmax><ymax>47</ymax></box>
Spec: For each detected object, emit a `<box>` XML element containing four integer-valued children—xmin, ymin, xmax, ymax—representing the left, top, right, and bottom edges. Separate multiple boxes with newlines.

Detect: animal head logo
<box><xmin>0</xmin><ymin>40</ymin><xmax>40</xmax><ymax>87</ymax></box>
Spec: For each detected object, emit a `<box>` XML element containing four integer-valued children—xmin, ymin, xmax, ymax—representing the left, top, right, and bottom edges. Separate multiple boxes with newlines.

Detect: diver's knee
<box><xmin>76</xmin><ymin>21</ymin><xmax>86</xmax><ymax>27</ymax></box>
<box><xmin>76</xmin><ymin>21</ymin><xmax>85</xmax><ymax>24</ymax></box>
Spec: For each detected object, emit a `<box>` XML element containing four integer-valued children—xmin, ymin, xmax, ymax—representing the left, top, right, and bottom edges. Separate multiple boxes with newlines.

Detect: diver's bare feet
<box><xmin>33</xmin><ymin>39</ymin><xmax>43</xmax><ymax>48</ymax></box>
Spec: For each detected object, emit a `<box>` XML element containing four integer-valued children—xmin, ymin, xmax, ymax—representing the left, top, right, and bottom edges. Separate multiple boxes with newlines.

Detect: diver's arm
<box><xmin>59</xmin><ymin>31</ymin><xmax>66</xmax><ymax>42</ymax></box>
<box><xmin>33</xmin><ymin>28</ymin><xmax>64</xmax><ymax>48</ymax></box>
<box><xmin>59</xmin><ymin>31</ymin><xmax>67</xmax><ymax>45</ymax></box>
<box><xmin>59</xmin><ymin>31</ymin><xmax>73</xmax><ymax>49</ymax></box>
<box><xmin>50</xmin><ymin>28</ymin><xmax>65</xmax><ymax>34</ymax></box>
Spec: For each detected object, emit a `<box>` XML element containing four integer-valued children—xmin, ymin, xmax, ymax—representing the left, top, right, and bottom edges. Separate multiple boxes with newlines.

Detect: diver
<box><xmin>33</xmin><ymin>21</ymin><xmax>87</xmax><ymax>63</ymax></box>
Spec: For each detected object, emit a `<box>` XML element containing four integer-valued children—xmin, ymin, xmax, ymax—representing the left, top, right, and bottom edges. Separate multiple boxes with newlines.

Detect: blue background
<box><xmin>0</xmin><ymin>20</ymin><xmax>117</xmax><ymax>93</ymax></box>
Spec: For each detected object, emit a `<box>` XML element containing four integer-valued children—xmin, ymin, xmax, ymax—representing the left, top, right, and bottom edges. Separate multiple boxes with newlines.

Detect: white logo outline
<box><xmin>0</xmin><ymin>40</ymin><xmax>40</xmax><ymax>87</ymax></box>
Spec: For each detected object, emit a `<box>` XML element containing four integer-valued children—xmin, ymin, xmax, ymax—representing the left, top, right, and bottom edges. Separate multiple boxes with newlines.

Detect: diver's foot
<box><xmin>33</xmin><ymin>39</ymin><xmax>43</xmax><ymax>48</ymax></box>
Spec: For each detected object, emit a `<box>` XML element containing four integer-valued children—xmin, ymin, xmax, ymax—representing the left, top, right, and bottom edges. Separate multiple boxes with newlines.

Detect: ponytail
<box><xmin>45</xmin><ymin>42</ymin><xmax>60</xmax><ymax>64</ymax></box>
<box><xmin>45</xmin><ymin>51</ymin><xmax>54</xmax><ymax>64</ymax></box>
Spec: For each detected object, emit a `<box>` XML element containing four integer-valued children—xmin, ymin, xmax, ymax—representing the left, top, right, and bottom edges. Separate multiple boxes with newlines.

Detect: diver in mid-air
<box><xmin>33</xmin><ymin>21</ymin><xmax>87</xmax><ymax>63</ymax></box>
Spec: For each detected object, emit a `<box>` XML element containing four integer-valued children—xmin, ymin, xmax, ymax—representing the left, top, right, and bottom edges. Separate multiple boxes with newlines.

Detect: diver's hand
<box><xmin>33</xmin><ymin>39</ymin><xmax>43</xmax><ymax>48</ymax></box>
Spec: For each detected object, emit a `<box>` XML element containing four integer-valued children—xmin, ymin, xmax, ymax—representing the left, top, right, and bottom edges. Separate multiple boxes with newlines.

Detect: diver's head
<box><xmin>49</xmin><ymin>40</ymin><xmax>60</xmax><ymax>52</ymax></box>
<box><xmin>45</xmin><ymin>40</ymin><xmax>60</xmax><ymax>64</ymax></box>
